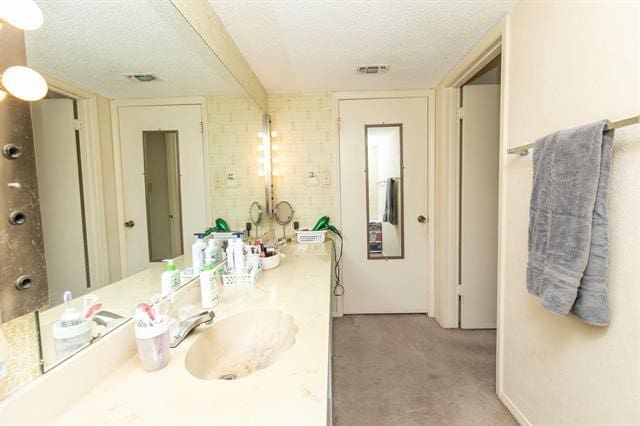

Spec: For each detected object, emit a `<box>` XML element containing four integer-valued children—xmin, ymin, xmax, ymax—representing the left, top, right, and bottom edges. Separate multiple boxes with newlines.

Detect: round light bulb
<box><xmin>272</xmin><ymin>169</ymin><xmax>280</xmax><ymax>176</ymax></box>
<box><xmin>272</xmin><ymin>157</ymin><xmax>280</xmax><ymax>164</ymax></box>
<box><xmin>257</xmin><ymin>131</ymin><xmax>263</xmax><ymax>138</ymax></box>
<box><xmin>1</xmin><ymin>66</ymin><xmax>48</xmax><ymax>101</ymax></box>
<box><xmin>271</xmin><ymin>143</ymin><xmax>279</xmax><ymax>152</ymax></box>
<box><xmin>271</xmin><ymin>131</ymin><xmax>278</xmax><ymax>138</ymax></box>
<box><xmin>0</xmin><ymin>0</ymin><xmax>44</xmax><ymax>31</ymax></box>
<box><xmin>258</xmin><ymin>170</ymin><xmax>265</xmax><ymax>177</ymax></box>
<box><xmin>256</xmin><ymin>144</ymin><xmax>264</xmax><ymax>152</ymax></box>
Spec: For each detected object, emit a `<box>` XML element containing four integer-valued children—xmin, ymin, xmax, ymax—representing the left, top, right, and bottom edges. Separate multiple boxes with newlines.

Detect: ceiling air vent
<box><xmin>123</xmin><ymin>73</ymin><xmax>157</xmax><ymax>82</ymax></box>
<box><xmin>356</xmin><ymin>65</ymin><xmax>390</xmax><ymax>75</ymax></box>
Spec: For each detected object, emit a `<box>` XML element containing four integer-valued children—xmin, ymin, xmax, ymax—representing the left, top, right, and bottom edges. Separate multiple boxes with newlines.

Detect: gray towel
<box><xmin>526</xmin><ymin>120</ymin><xmax>613</xmax><ymax>326</ymax></box>
<box><xmin>382</xmin><ymin>178</ymin><xmax>397</xmax><ymax>225</ymax></box>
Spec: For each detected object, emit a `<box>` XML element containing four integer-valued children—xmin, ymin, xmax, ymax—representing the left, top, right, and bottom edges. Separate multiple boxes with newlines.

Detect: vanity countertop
<box><xmin>49</xmin><ymin>242</ymin><xmax>333</xmax><ymax>425</ymax></box>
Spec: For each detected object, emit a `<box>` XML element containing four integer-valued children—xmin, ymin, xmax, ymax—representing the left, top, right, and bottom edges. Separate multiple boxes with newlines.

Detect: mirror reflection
<box><xmin>365</xmin><ymin>124</ymin><xmax>404</xmax><ymax>259</ymax></box>
<box><xmin>2</xmin><ymin>0</ymin><xmax>273</xmax><ymax>369</ymax></box>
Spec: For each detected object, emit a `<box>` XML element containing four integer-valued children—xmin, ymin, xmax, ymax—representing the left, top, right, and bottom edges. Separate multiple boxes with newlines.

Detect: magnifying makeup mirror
<box><xmin>273</xmin><ymin>201</ymin><xmax>294</xmax><ymax>240</ymax></box>
<box><xmin>249</xmin><ymin>201</ymin><xmax>263</xmax><ymax>238</ymax></box>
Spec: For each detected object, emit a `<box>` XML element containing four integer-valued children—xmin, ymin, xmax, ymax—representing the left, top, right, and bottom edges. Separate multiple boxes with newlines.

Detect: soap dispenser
<box><xmin>161</xmin><ymin>259</ymin><xmax>181</xmax><ymax>296</ymax></box>
<box><xmin>192</xmin><ymin>233</ymin><xmax>207</xmax><ymax>275</ymax></box>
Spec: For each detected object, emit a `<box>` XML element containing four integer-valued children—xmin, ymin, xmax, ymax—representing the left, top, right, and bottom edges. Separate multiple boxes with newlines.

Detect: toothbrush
<box><xmin>137</xmin><ymin>303</ymin><xmax>155</xmax><ymax>323</ymax></box>
<box><xmin>84</xmin><ymin>303</ymin><xmax>103</xmax><ymax>320</ymax></box>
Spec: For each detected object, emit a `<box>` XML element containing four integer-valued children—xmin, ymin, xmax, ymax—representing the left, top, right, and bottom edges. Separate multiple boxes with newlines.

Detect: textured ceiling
<box><xmin>209</xmin><ymin>0</ymin><xmax>518</xmax><ymax>93</ymax></box>
<box><xmin>26</xmin><ymin>0</ymin><xmax>245</xmax><ymax>99</ymax></box>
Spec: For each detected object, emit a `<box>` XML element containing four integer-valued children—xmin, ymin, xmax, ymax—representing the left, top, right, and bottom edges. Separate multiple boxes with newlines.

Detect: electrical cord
<box><xmin>330</xmin><ymin>233</ymin><xmax>344</xmax><ymax>296</ymax></box>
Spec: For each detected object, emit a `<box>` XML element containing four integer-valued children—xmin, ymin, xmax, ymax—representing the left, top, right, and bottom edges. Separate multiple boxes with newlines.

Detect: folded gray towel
<box><xmin>526</xmin><ymin>120</ymin><xmax>613</xmax><ymax>326</ymax></box>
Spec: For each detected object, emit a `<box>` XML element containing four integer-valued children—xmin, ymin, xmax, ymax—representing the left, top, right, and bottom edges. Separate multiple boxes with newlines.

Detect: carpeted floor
<box><xmin>331</xmin><ymin>314</ymin><xmax>517</xmax><ymax>426</ymax></box>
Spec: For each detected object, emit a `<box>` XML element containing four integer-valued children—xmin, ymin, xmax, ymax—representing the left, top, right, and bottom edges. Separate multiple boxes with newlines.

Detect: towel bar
<box><xmin>507</xmin><ymin>115</ymin><xmax>640</xmax><ymax>156</ymax></box>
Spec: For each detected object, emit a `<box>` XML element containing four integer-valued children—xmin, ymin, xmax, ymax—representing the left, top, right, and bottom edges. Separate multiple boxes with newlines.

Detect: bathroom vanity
<box><xmin>1</xmin><ymin>242</ymin><xmax>334</xmax><ymax>425</ymax></box>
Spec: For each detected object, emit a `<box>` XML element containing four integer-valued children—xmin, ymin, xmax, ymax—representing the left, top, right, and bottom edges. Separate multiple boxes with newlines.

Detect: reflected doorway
<box><xmin>142</xmin><ymin>131</ymin><xmax>183</xmax><ymax>261</ymax></box>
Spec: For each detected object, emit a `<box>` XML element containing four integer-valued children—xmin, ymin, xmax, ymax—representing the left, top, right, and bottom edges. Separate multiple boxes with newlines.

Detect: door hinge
<box><xmin>200</xmin><ymin>121</ymin><xmax>204</xmax><ymax>134</ymax></box>
<box><xmin>457</xmin><ymin>284</ymin><xmax>464</xmax><ymax>296</ymax></box>
<box><xmin>456</xmin><ymin>108</ymin><xmax>463</xmax><ymax>120</ymax></box>
<box><xmin>73</xmin><ymin>119</ymin><xmax>82</xmax><ymax>130</ymax></box>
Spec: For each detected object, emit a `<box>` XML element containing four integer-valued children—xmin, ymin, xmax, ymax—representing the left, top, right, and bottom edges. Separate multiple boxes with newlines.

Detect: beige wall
<box><xmin>207</xmin><ymin>95</ymin><xmax>266</xmax><ymax>232</ymax></box>
<box><xmin>501</xmin><ymin>1</ymin><xmax>639</xmax><ymax>423</ymax></box>
<box><xmin>268</xmin><ymin>93</ymin><xmax>337</xmax><ymax>236</ymax></box>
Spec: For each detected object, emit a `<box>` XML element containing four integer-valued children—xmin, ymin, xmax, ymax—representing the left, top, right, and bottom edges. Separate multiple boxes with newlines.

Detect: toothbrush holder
<box><xmin>134</xmin><ymin>316</ymin><xmax>170</xmax><ymax>371</ymax></box>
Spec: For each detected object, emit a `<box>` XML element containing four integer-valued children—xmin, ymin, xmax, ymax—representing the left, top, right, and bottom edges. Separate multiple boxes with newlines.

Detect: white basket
<box><xmin>295</xmin><ymin>230</ymin><xmax>327</xmax><ymax>244</ymax></box>
<box><xmin>221</xmin><ymin>261</ymin><xmax>263</xmax><ymax>286</ymax></box>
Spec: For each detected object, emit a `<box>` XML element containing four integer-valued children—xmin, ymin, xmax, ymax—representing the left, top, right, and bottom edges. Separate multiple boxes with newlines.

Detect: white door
<box><xmin>117</xmin><ymin>104</ymin><xmax>207</xmax><ymax>276</ymax></box>
<box><xmin>31</xmin><ymin>99</ymin><xmax>88</xmax><ymax>303</ymax></box>
<box><xmin>460</xmin><ymin>84</ymin><xmax>500</xmax><ymax>329</ymax></box>
<box><xmin>339</xmin><ymin>97</ymin><xmax>429</xmax><ymax>314</ymax></box>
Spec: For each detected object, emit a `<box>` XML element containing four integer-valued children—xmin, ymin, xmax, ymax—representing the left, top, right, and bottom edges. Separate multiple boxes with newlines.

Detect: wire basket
<box><xmin>221</xmin><ymin>261</ymin><xmax>263</xmax><ymax>286</ymax></box>
<box><xmin>295</xmin><ymin>230</ymin><xmax>327</xmax><ymax>244</ymax></box>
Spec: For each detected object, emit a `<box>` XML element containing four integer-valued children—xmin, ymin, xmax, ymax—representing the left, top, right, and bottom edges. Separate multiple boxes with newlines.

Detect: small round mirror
<box><xmin>273</xmin><ymin>201</ymin><xmax>294</xmax><ymax>226</ymax></box>
<box><xmin>249</xmin><ymin>201</ymin><xmax>263</xmax><ymax>225</ymax></box>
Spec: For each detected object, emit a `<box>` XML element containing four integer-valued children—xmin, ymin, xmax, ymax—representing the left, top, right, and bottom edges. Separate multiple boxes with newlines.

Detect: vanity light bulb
<box><xmin>272</xmin><ymin>169</ymin><xmax>280</xmax><ymax>176</ymax></box>
<box><xmin>271</xmin><ymin>131</ymin><xmax>278</xmax><ymax>138</ymax></box>
<box><xmin>0</xmin><ymin>0</ymin><xmax>44</xmax><ymax>31</ymax></box>
<box><xmin>0</xmin><ymin>66</ymin><xmax>48</xmax><ymax>101</ymax></box>
<box><xmin>272</xmin><ymin>157</ymin><xmax>280</xmax><ymax>164</ymax></box>
<box><xmin>271</xmin><ymin>144</ymin><xmax>279</xmax><ymax>152</ymax></box>
<box><xmin>257</xmin><ymin>131</ymin><xmax>263</xmax><ymax>138</ymax></box>
<box><xmin>257</xmin><ymin>144</ymin><xmax>264</xmax><ymax>152</ymax></box>
<box><xmin>258</xmin><ymin>170</ymin><xmax>265</xmax><ymax>177</ymax></box>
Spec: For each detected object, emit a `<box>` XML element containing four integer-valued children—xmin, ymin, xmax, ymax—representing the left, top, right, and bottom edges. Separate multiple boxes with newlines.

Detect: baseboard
<box><xmin>499</xmin><ymin>391</ymin><xmax>531</xmax><ymax>426</ymax></box>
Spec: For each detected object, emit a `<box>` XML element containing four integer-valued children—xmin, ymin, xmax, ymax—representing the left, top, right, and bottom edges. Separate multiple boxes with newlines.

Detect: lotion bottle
<box><xmin>192</xmin><ymin>233</ymin><xmax>206</xmax><ymax>276</ymax></box>
<box><xmin>161</xmin><ymin>259</ymin><xmax>180</xmax><ymax>296</ymax></box>
<box><xmin>200</xmin><ymin>262</ymin><xmax>218</xmax><ymax>309</ymax></box>
<box><xmin>233</xmin><ymin>239</ymin><xmax>245</xmax><ymax>274</ymax></box>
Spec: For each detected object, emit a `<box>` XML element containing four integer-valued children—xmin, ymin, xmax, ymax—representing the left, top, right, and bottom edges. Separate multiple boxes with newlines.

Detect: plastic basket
<box><xmin>221</xmin><ymin>261</ymin><xmax>263</xmax><ymax>286</ymax></box>
<box><xmin>295</xmin><ymin>230</ymin><xmax>327</xmax><ymax>244</ymax></box>
<box><xmin>212</xmin><ymin>232</ymin><xmax>237</xmax><ymax>240</ymax></box>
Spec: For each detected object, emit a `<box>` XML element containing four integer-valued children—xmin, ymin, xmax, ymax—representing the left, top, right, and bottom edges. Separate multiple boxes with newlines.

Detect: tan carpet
<box><xmin>332</xmin><ymin>314</ymin><xmax>517</xmax><ymax>426</ymax></box>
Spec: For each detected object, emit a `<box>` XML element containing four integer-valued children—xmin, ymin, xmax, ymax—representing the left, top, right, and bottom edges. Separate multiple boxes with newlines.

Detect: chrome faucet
<box><xmin>169</xmin><ymin>311</ymin><xmax>215</xmax><ymax>348</ymax></box>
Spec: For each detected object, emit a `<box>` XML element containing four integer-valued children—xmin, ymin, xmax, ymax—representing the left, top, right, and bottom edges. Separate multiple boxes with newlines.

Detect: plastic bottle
<box><xmin>233</xmin><ymin>239</ymin><xmax>245</xmax><ymax>274</ymax></box>
<box><xmin>226</xmin><ymin>243</ymin><xmax>235</xmax><ymax>274</ymax></box>
<box><xmin>205</xmin><ymin>239</ymin><xmax>222</xmax><ymax>263</ymax></box>
<box><xmin>161</xmin><ymin>259</ymin><xmax>180</xmax><ymax>296</ymax></box>
<box><xmin>200</xmin><ymin>262</ymin><xmax>219</xmax><ymax>309</ymax></box>
<box><xmin>192</xmin><ymin>233</ymin><xmax>206</xmax><ymax>276</ymax></box>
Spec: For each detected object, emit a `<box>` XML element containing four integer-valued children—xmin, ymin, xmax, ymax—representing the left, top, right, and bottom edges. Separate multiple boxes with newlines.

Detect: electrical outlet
<box><xmin>321</xmin><ymin>173</ymin><xmax>331</xmax><ymax>186</ymax></box>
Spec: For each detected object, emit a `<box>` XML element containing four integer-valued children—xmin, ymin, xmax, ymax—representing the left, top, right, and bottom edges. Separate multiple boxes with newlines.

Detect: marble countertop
<box><xmin>49</xmin><ymin>242</ymin><xmax>333</xmax><ymax>425</ymax></box>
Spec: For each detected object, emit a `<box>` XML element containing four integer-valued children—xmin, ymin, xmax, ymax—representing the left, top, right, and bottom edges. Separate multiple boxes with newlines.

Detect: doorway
<box><xmin>338</xmin><ymin>94</ymin><xmax>433</xmax><ymax>314</ymax></box>
<box><xmin>113</xmin><ymin>100</ymin><xmax>209</xmax><ymax>276</ymax></box>
<box><xmin>459</xmin><ymin>56</ymin><xmax>501</xmax><ymax>329</ymax></box>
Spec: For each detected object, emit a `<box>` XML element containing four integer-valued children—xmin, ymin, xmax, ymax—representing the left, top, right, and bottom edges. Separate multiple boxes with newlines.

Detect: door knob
<box><xmin>124</xmin><ymin>220</ymin><xmax>135</xmax><ymax>228</ymax></box>
<box><xmin>417</xmin><ymin>215</ymin><xmax>427</xmax><ymax>223</ymax></box>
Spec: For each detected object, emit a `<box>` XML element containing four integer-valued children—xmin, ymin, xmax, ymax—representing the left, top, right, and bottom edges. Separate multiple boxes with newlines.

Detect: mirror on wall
<box><xmin>0</xmin><ymin>0</ymin><xmax>272</xmax><ymax>370</ymax></box>
<box><xmin>365</xmin><ymin>124</ymin><xmax>404</xmax><ymax>259</ymax></box>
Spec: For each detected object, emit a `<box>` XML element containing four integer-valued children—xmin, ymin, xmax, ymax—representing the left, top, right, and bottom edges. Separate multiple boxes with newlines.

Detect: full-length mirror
<box><xmin>365</xmin><ymin>124</ymin><xmax>404</xmax><ymax>259</ymax></box>
<box><xmin>0</xmin><ymin>0</ymin><xmax>273</xmax><ymax>370</ymax></box>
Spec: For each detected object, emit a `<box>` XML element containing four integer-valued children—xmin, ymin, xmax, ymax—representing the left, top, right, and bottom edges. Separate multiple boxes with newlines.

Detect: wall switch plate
<box><xmin>321</xmin><ymin>173</ymin><xmax>331</xmax><ymax>186</ymax></box>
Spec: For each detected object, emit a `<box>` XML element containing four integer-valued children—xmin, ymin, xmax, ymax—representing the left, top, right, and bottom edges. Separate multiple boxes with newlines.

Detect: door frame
<box><xmin>36</xmin><ymin>71</ymin><xmax>110</xmax><ymax>289</ymax></box>
<box><xmin>434</xmin><ymin>14</ymin><xmax>511</xmax><ymax>403</ymax></box>
<box><xmin>332</xmin><ymin>90</ymin><xmax>436</xmax><ymax>318</ymax></box>
<box><xmin>110</xmin><ymin>97</ymin><xmax>210</xmax><ymax>277</ymax></box>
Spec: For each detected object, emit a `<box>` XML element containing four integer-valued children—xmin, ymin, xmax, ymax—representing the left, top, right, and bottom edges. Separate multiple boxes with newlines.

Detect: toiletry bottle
<box><xmin>192</xmin><ymin>233</ymin><xmax>206</xmax><ymax>275</ymax></box>
<box><xmin>225</xmin><ymin>242</ymin><xmax>235</xmax><ymax>274</ymax></box>
<box><xmin>200</xmin><ymin>262</ymin><xmax>219</xmax><ymax>309</ymax></box>
<box><xmin>161</xmin><ymin>259</ymin><xmax>180</xmax><ymax>296</ymax></box>
<box><xmin>205</xmin><ymin>239</ymin><xmax>218</xmax><ymax>263</ymax></box>
<box><xmin>233</xmin><ymin>239</ymin><xmax>245</xmax><ymax>274</ymax></box>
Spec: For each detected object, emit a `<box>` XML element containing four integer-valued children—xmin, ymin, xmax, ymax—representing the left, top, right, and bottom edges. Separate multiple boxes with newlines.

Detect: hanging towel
<box><xmin>526</xmin><ymin>120</ymin><xmax>613</xmax><ymax>326</ymax></box>
<box><xmin>382</xmin><ymin>178</ymin><xmax>398</xmax><ymax>225</ymax></box>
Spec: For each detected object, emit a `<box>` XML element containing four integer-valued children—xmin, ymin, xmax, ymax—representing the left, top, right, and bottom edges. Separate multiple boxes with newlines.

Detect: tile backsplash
<box><xmin>268</xmin><ymin>93</ymin><xmax>337</xmax><ymax>238</ymax></box>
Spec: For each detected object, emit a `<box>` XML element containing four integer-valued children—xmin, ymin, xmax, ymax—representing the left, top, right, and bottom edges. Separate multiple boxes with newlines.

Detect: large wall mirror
<box><xmin>365</xmin><ymin>124</ymin><xmax>404</xmax><ymax>259</ymax></box>
<box><xmin>0</xmin><ymin>0</ymin><xmax>273</xmax><ymax>371</ymax></box>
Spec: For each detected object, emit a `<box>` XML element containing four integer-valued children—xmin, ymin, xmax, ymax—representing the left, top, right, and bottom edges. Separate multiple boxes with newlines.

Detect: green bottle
<box><xmin>312</xmin><ymin>216</ymin><xmax>330</xmax><ymax>231</ymax></box>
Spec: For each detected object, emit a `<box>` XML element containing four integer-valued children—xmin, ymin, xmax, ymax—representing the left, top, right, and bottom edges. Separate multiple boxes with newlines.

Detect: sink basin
<box><xmin>185</xmin><ymin>310</ymin><xmax>297</xmax><ymax>380</ymax></box>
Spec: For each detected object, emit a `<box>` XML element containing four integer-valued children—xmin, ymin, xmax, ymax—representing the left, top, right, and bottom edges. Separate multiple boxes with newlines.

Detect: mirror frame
<box><xmin>364</xmin><ymin>123</ymin><xmax>405</xmax><ymax>260</ymax></box>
